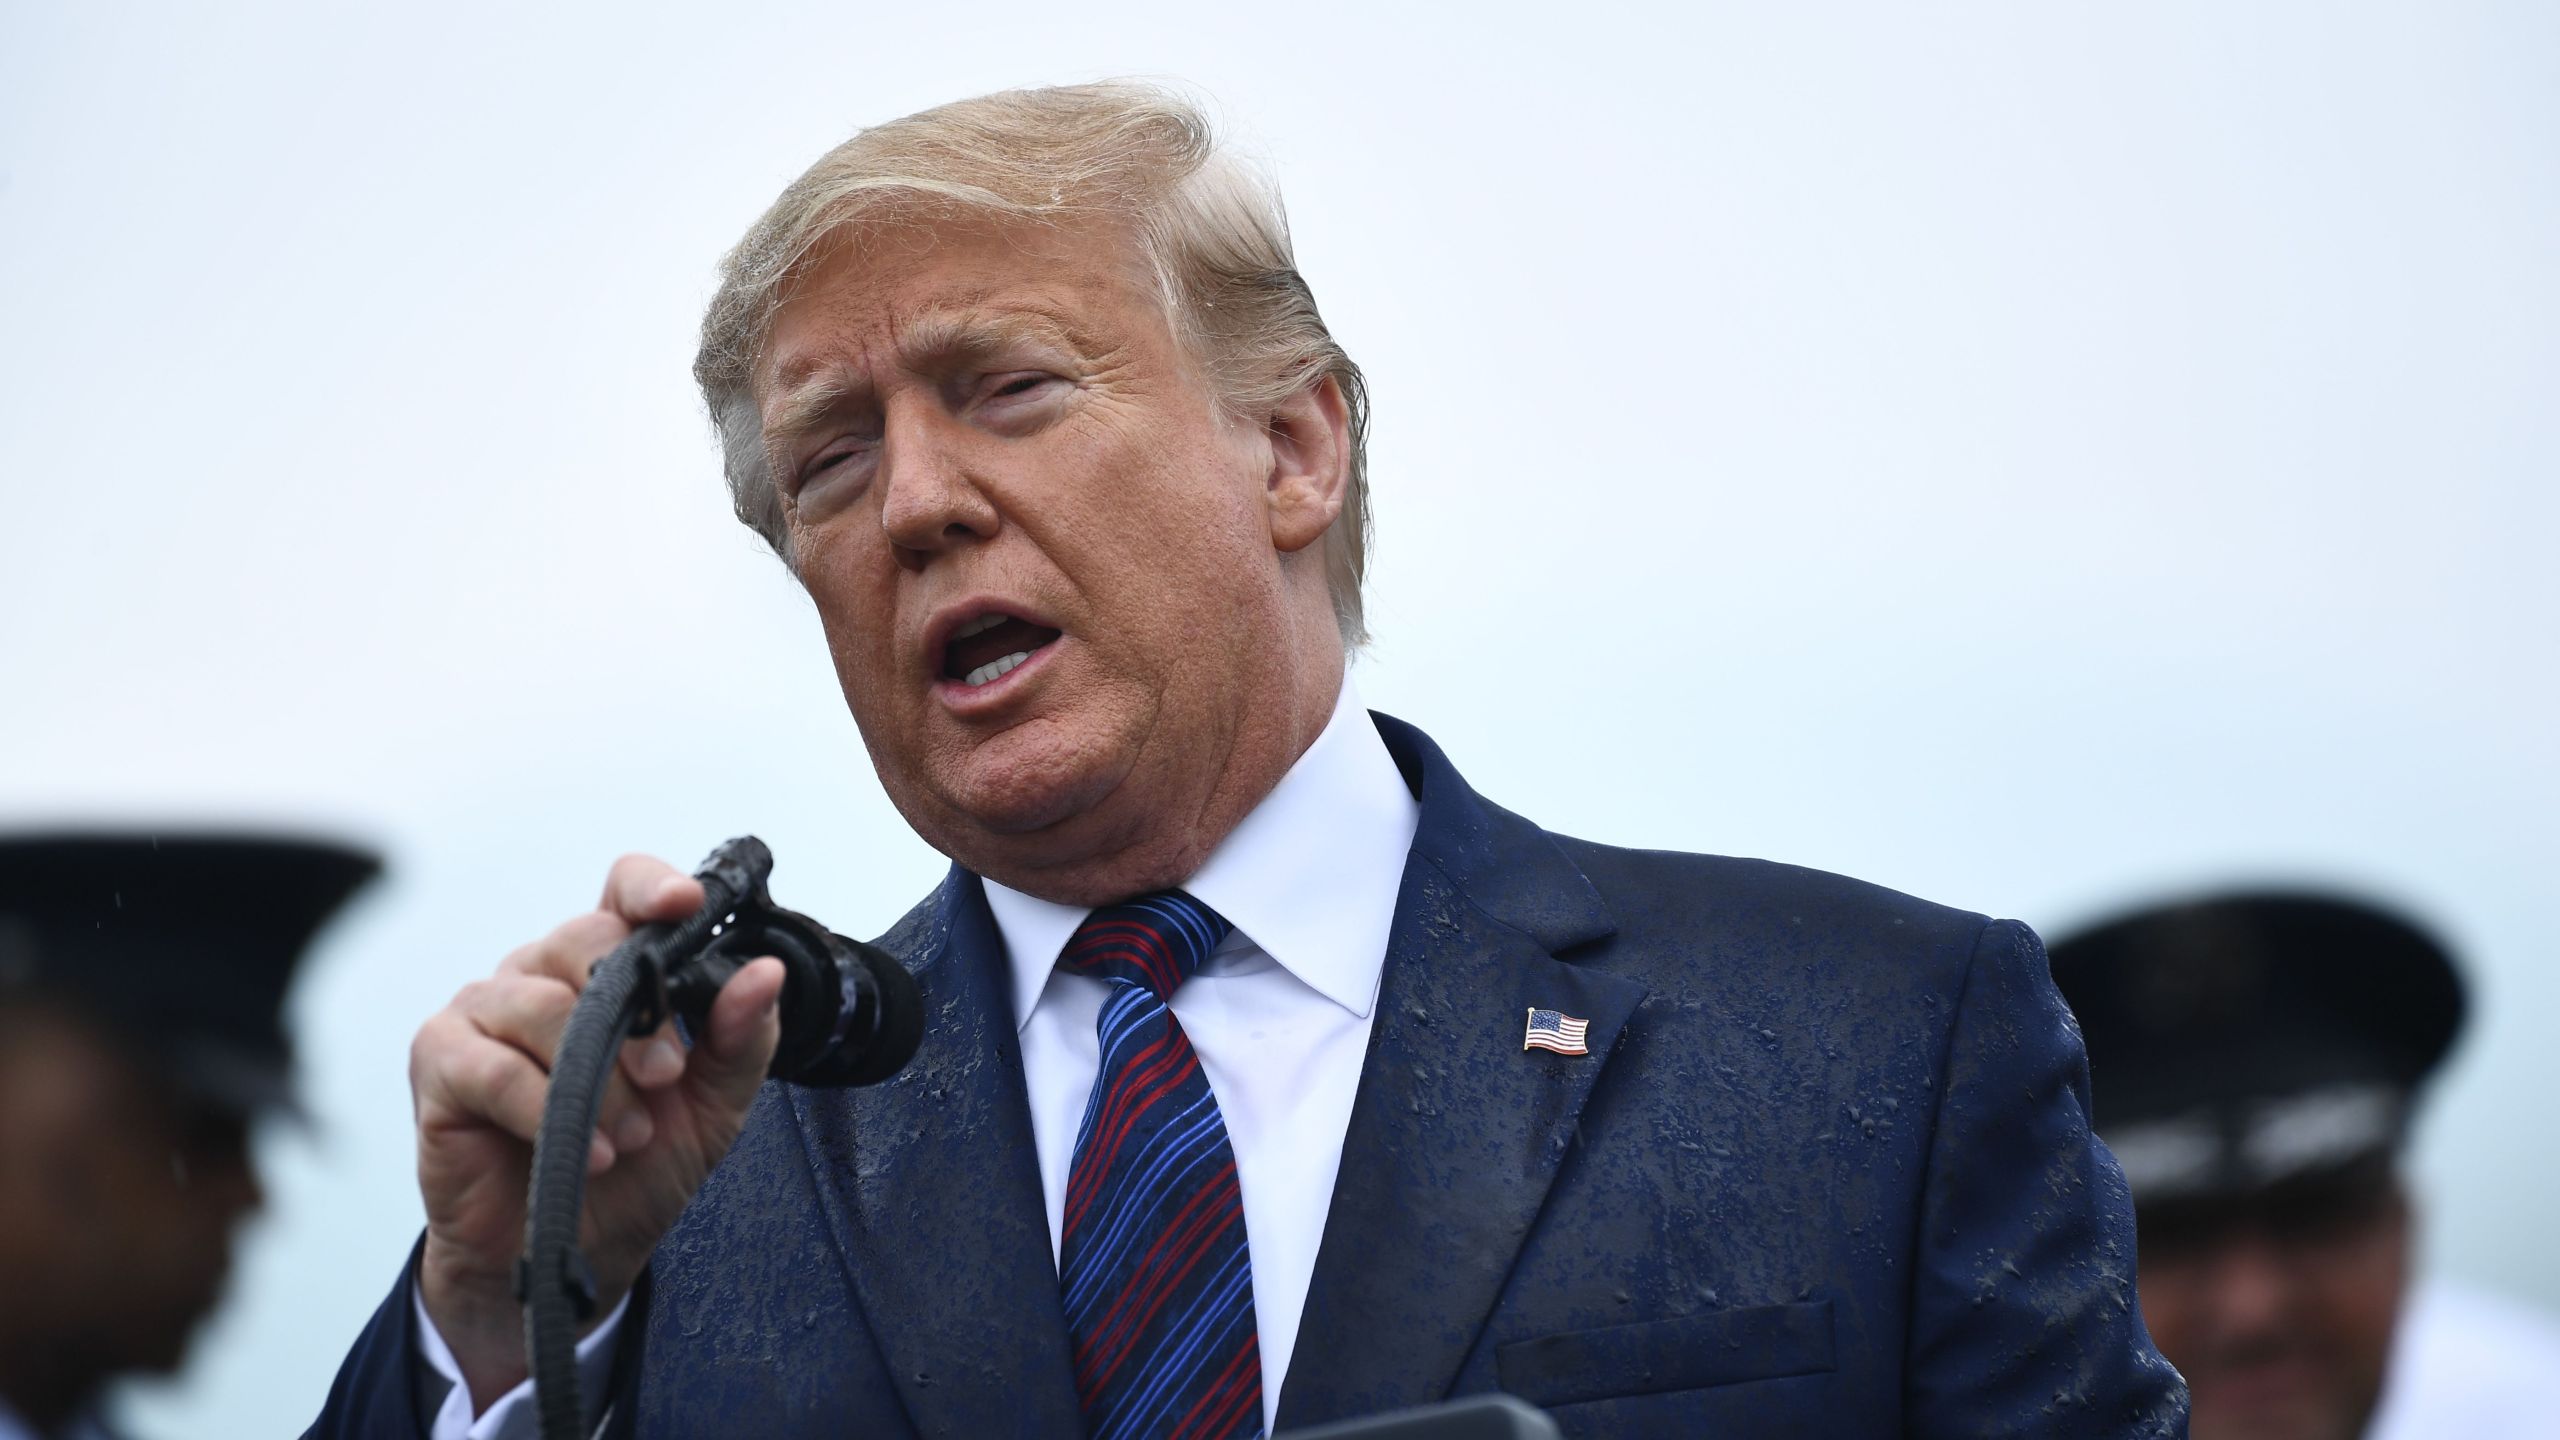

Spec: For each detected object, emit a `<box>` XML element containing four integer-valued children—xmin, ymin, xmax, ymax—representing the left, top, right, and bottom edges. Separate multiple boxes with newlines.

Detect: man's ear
<box><xmin>1263</xmin><ymin>373</ymin><xmax>1351</xmax><ymax>555</ymax></box>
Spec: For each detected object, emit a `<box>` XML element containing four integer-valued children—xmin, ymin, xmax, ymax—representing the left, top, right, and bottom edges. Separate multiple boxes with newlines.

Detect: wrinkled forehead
<box><xmin>751</xmin><ymin>207</ymin><xmax>1171</xmax><ymax>399</ymax></box>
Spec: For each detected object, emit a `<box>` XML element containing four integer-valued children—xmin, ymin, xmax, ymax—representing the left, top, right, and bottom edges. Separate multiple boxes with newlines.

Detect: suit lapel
<box><xmin>1275</xmin><ymin>716</ymin><xmax>1650</xmax><ymax>1429</ymax></box>
<box><xmin>785</xmin><ymin>870</ymin><xmax>1082</xmax><ymax>1438</ymax></box>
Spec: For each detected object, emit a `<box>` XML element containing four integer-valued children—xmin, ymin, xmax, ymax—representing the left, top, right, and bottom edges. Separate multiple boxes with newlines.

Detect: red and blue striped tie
<box><xmin>1058</xmin><ymin>891</ymin><xmax>1263</xmax><ymax>1440</ymax></box>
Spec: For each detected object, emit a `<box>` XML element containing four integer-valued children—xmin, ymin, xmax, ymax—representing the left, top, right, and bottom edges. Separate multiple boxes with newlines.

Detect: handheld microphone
<box><xmin>641</xmin><ymin>835</ymin><xmax>924</xmax><ymax>1086</ymax></box>
<box><xmin>521</xmin><ymin>836</ymin><xmax>921</xmax><ymax>1440</ymax></box>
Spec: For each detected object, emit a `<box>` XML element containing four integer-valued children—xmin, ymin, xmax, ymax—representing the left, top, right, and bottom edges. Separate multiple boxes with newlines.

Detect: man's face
<box><xmin>0</xmin><ymin>1015</ymin><xmax>264</xmax><ymax>1383</ymax></box>
<box><xmin>2135</xmin><ymin>1173</ymin><xmax>2410</xmax><ymax>1440</ymax></box>
<box><xmin>756</xmin><ymin>214</ymin><xmax>1338</xmax><ymax>898</ymax></box>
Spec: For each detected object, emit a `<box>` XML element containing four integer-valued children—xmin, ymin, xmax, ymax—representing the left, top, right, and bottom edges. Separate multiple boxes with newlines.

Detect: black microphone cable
<box><xmin>518</xmin><ymin>836</ymin><xmax>923</xmax><ymax>1440</ymax></box>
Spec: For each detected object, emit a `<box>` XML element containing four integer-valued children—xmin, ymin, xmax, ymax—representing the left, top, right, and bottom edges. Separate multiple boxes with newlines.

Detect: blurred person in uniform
<box><xmin>0</xmin><ymin>834</ymin><xmax>377</xmax><ymax>1440</ymax></box>
<box><xmin>2051</xmin><ymin>890</ymin><xmax>2560</xmax><ymax>1440</ymax></box>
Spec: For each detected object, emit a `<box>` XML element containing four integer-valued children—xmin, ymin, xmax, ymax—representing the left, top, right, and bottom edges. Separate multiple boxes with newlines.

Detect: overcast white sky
<box><xmin>4</xmin><ymin>2</ymin><xmax>2555</xmax><ymax>1433</ymax></box>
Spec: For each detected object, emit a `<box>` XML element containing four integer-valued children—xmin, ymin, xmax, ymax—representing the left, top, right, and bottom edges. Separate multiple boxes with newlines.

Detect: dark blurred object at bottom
<box><xmin>0</xmin><ymin>831</ymin><xmax>378</xmax><ymax>1440</ymax></box>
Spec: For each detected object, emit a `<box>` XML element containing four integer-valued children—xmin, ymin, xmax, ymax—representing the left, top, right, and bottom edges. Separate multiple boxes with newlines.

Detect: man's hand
<box><xmin>410</xmin><ymin>855</ymin><xmax>785</xmax><ymax>1413</ymax></box>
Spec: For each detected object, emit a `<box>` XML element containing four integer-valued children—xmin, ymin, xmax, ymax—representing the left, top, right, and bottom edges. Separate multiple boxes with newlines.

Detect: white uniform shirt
<box><xmin>426</xmin><ymin>680</ymin><xmax>1419</xmax><ymax>1439</ymax></box>
<box><xmin>2366</xmin><ymin>1279</ymin><xmax>2560</xmax><ymax>1440</ymax></box>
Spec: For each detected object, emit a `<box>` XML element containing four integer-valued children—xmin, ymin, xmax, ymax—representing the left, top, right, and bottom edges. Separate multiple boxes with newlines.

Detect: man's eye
<box><xmin>982</xmin><ymin>373</ymin><xmax>1058</xmax><ymax>405</ymax></box>
<box><xmin>970</xmin><ymin>374</ymin><xmax>1069</xmax><ymax>433</ymax></box>
<box><xmin>792</xmin><ymin>442</ymin><xmax>870</xmax><ymax>495</ymax></box>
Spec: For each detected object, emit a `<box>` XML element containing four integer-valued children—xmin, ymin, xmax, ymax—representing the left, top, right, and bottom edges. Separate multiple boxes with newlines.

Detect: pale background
<box><xmin>2</xmin><ymin>2</ymin><xmax>2553</xmax><ymax>1433</ymax></box>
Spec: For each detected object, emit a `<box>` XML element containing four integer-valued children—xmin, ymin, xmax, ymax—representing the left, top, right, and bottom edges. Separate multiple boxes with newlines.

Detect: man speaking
<box><xmin>310</xmin><ymin>83</ymin><xmax>2186</xmax><ymax>1438</ymax></box>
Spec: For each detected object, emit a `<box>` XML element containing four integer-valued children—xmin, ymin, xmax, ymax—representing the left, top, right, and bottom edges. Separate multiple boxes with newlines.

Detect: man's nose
<box><xmin>2202</xmin><ymin>1233</ymin><xmax>2300</xmax><ymax>1337</ymax></box>
<box><xmin>877</xmin><ymin>405</ymin><xmax>1000</xmax><ymax>567</ymax></box>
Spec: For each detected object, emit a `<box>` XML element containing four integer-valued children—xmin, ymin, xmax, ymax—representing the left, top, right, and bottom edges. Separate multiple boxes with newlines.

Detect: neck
<box><xmin>990</xmin><ymin>651</ymin><xmax>1345</xmax><ymax>907</ymax></box>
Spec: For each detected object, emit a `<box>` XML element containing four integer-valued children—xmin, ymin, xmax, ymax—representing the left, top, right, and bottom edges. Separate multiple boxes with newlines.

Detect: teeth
<box><xmin>961</xmin><ymin>651</ymin><xmax>1033</xmax><ymax>687</ymax></box>
<box><xmin>954</xmin><ymin>613</ymin><xmax>1008</xmax><ymax>640</ymax></box>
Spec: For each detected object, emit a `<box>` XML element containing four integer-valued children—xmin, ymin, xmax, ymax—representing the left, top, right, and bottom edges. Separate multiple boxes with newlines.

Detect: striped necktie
<box><xmin>1057</xmin><ymin>891</ymin><xmax>1263</xmax><ymax>1440</ymax></box>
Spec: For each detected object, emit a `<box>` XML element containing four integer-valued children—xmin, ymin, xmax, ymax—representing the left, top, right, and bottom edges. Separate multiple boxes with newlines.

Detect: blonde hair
<box><xmin>693</xmin><ymin>82</ymin><xmax>1372</xmax><ymax>646</ymax></box>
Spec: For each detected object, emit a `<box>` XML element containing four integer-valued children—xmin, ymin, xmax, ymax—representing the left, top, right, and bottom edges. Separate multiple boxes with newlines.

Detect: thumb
<box><xmin>686</xmin><ymin>957</ymin><xmax>785</xmax><ymax>1110</ymax></box>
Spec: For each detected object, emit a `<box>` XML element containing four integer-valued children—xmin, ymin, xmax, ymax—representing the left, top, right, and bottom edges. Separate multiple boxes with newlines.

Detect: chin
<box><xmin>2192</xmin><ymin>1395</ymin><xmax>2358</xmax><ymax>1440</ymax></box>
<box><xmin>913</xmin><ymin>732</ymin><xmax>1134</xmax><ymax>849</ymax></box>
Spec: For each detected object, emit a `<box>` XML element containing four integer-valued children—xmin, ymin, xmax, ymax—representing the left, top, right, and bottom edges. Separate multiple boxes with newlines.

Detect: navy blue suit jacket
<box><xmin>312</xmin><ymin>715</ymin><xmax>2187</xmax><ymax>1437</ymax></box>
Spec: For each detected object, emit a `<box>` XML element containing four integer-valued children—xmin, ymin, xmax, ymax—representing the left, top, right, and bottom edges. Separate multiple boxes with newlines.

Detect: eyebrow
<box><xmin>761</xmin><ymin>308</ymin><xmax>1091</xmax><ymax>454</ymax></box>
<box><xmin>764</xmin><ymin>372</ymin><xmax>864</xmax><ymax>457</ymax></box>
<box><xmin>900</xmin><ymin>310</ymin><xmax>1080</xmax><ymax>372</ymax></box>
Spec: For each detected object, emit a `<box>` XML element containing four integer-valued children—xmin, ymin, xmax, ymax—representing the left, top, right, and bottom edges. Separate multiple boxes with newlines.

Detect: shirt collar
<box><xmin>981</xmin><ymin>676</ymin><xmax>1422</xmax><ymax>1032</ymax></box>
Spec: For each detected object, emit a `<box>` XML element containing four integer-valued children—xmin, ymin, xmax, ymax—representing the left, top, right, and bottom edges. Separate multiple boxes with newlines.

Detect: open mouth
<box><xmin>941</xmin><ymin>611</ymin><xmax>1063</xmax><ymax>688</ymax></box>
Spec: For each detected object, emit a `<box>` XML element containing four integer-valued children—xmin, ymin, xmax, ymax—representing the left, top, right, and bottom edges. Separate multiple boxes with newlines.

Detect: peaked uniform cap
<box><xmin>0</xmin><ymin>831</ymin><xmax>381</xmax><ymax>1116</ymax></box>
<box><xmin>2048</xmin><ymin>890</ymin><xmax>2463</xmax><ymax>1200</ymax></box>
<box><xmin>2051</xmin><ymin>891</ymin><xmax>2463</xmax><ymax>1124</ymax></box>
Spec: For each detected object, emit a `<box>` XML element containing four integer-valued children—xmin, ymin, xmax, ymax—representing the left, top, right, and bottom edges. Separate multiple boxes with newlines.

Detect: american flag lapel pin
<box><xmin>1523</xmin><ymin>1006</ymin><xmax>1590</xmax><ymax>1056</ymax></box>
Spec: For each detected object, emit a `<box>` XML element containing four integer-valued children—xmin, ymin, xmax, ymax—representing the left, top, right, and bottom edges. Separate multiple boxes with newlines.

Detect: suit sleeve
<box><xmin>300</xmin><ymin>1238</ymin><xmax>440</xmax><ymax>1440</ymax></box>
<box><xmin>1902</xmin><ymin>918</ymin><xmax>2190</xmax><ymax>1439</ymax></box>
<box><xmin>302</xmin><ymin>1237</ymin><xmax>652</xmax><ymax>1440</ymax></box>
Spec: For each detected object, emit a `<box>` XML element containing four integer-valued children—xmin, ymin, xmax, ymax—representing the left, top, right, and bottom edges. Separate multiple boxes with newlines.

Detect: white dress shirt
<box><xmin>988</xmin><ymin>678</ymin><xmax>1418</xmax><ymax>1433</ymax></box>
<box><xmin>429</xmin><ymin>679</ymin><xmax>1419</xmax><ymax>1439</ymax></box>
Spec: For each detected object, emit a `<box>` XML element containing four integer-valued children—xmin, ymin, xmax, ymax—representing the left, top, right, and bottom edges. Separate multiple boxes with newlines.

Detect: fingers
<box><xmin>622</xmin><ymin>1024</ymin><xmax>688</xmax><ymax>1091</ymax></box>
<box><xmin>601</xmin><ymin>853</ymin><xmax>703</xmax><ymax>927</ymax></box>
<box><xmin>496</xmin><ymin>866</ymin><xmax>699</xmax><ymax>1093</ymax></box>
<box><xmin>418</xmin><ymin>856</ymin><xmax>768</xmax><ymax>1198</ymax></box>
<box><xmin>421</xmin><ymin>1020</ymin><xmax>619</xmax><ymax>1173</ymax></box>
<box><xmin>418</xmin><ymin>975</ymin><xmax>658</xmax><ymax>1161</ymax></box>
<box><xmin>498</xmin><ymin>910</ymin><xmax>630</xmax><ymax>985</ymax></box>
<box><xmin>499</xmin><ymin>855</ymin><xmax>707</xmax><ymax>989</ymax></box>
<box><xmin>685</xmin><ymin>957</ymin><xmax>786</xmax><ymax>1110</ymax></box>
